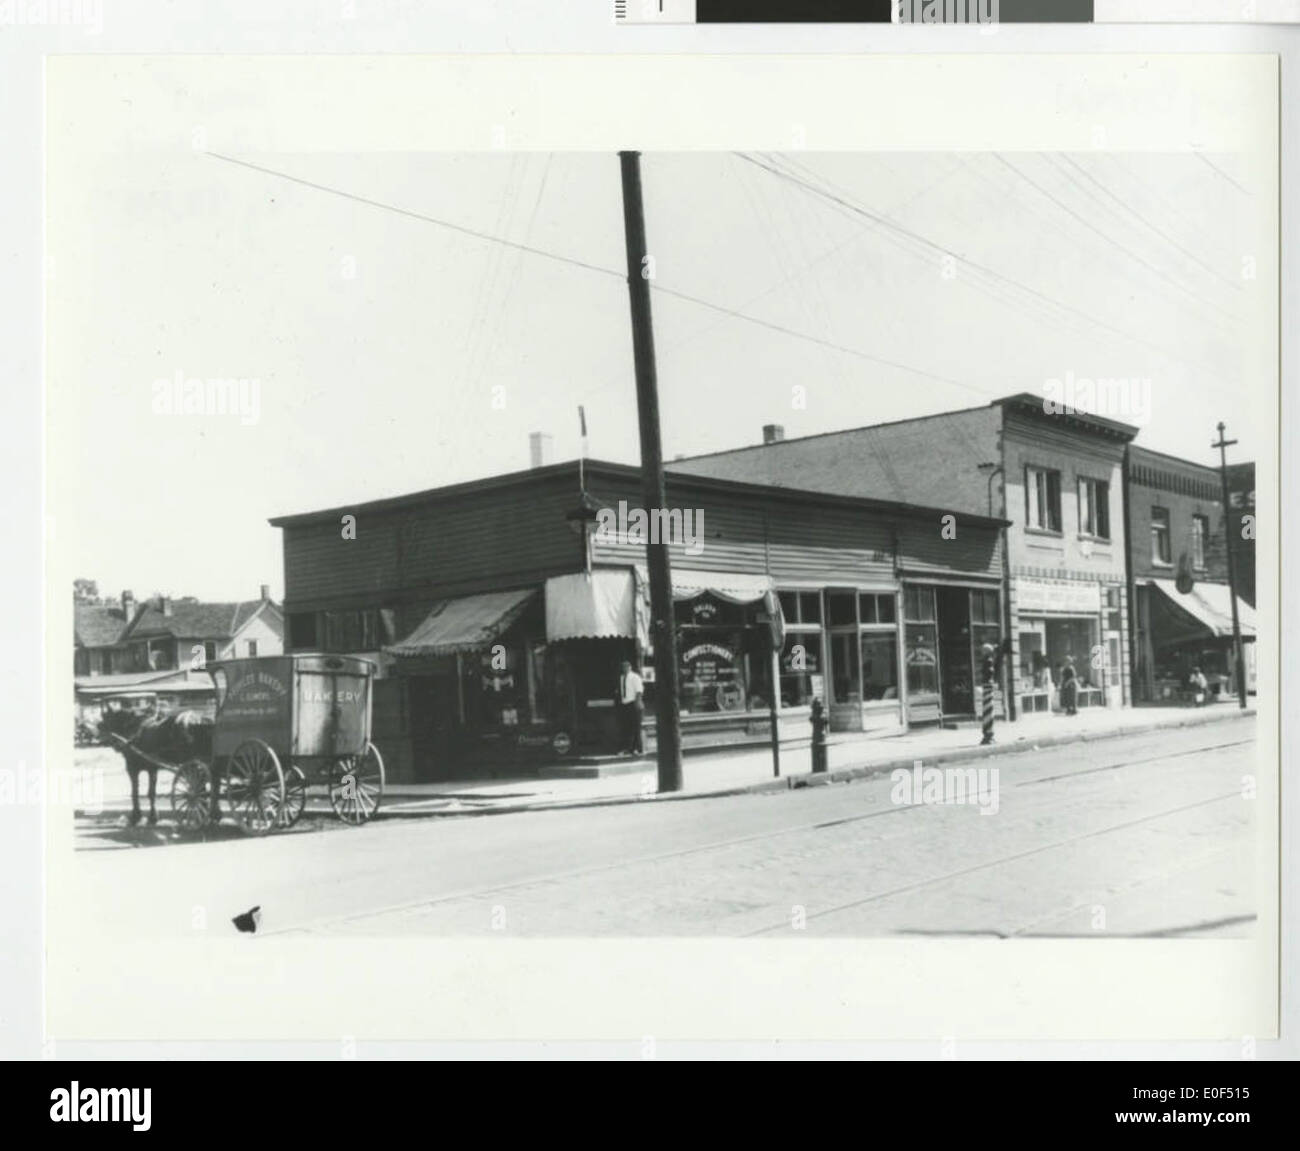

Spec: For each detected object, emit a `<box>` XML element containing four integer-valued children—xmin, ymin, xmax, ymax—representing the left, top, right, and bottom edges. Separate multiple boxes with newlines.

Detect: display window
<box><xmin>903</xmin><ymin>585</ymin><xmax>939</xmax><ymax>697</ymax></box>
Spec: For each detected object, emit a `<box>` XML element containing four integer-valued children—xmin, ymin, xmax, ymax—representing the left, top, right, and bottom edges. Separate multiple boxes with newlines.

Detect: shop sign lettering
<box><xmin>1017</xmin><ymin>579</ymin><xmax>1101</xmax><ymax>615</ymax></box>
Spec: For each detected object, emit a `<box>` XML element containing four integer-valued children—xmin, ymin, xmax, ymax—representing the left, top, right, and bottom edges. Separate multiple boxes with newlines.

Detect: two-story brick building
<box><xmin>269</xmin><ymin>459</ymin><xmax>1008</xmax><ymax>782</ymax></box>
<box><xmin>1124</xmin><ymin>446</ymin><xmax>1257</xmax><ymax>702</ymax></box>
<box><xmin>672</xmin><ymin>393</ymin><xmax>1140</xmax><ymax>719</ymax></box>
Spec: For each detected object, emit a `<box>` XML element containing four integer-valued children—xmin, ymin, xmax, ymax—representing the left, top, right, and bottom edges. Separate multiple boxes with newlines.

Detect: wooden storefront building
<box><xmin>270</xmin><ymin>461</ymin><xmax>1008</xmax><ymax>782</ymax></box>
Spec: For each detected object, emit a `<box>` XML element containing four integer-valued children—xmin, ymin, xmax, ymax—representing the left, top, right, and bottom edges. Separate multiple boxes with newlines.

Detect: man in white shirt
<box><xmin>617</xmin><ymin>659</ymin><xmax>644</xmax><ymax>756</ymax></box>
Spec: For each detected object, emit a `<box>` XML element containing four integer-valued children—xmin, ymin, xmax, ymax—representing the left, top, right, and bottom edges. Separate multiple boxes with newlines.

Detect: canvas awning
<box><xmin>635</xmin><ymin>565</ymin><xmax>775</xmax><ymax>604</ymax></box>
<box><xmin>545</xmin><ymin>570</ymin><xmax>637</xmax><ymax>642</ymax></box>
<box><xmin>1148</xmin><ymin>579</ymin><xmax>1256</xmax><ymax>642</ymax></box>
<box><xmin>385</xmin><ymin>588</ymin><xmax>537</xmax><ymax>657</ymax></box>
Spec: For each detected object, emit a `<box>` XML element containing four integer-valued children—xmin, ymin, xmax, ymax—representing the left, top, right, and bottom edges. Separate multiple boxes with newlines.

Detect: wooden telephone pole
<box><xmin>619</xmin><ymin>151</ymin><xmax>683</xmax><ymax>792</ymax></box>
<box><xmin>1212</xmin><ymin>422</ymin><xmax>1247</xmax><ymax>710</ymax></box>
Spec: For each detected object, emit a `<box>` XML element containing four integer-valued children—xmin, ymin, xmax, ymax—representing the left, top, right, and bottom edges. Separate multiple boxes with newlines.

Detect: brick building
<box><xmin>671</xmin><ymin>393</ymin><xmax>1139</xmax><ymax>718</ymax></box>
<box><xmin>1124</xmin><ymin>446</ymin><xmax>1257</xmax><ymax>702</ymax></box>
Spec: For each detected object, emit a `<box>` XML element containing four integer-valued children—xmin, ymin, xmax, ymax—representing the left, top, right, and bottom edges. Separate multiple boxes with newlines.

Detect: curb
<box><xmin>382</xmin><ymin>707</ymin><xmax>1257</xmax><ymax>819</ymax></box>
<box><xmin>79</xmin><ymin>708</ymin><xmax>1255</xmax><ymax>826</ymax></box>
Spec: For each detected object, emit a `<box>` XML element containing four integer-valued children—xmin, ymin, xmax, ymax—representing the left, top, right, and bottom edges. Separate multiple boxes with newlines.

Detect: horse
<box><xmin>110</xmin><ymin>708</ymin><xmax>214</xmax><ymax>826</ymax></box>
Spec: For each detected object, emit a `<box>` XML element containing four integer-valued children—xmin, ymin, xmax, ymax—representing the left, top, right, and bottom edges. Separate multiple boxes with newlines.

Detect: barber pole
<box><xmin>980</xmin><ymin>642</ymin><xmax>997</xmax><ymax>746</ymax></box>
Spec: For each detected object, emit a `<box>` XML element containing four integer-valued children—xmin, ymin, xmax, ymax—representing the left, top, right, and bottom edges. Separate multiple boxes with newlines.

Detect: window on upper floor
<box><xmin>1025</xmin><ymin>466</ymin><xmax>1062</xmax><ymax>533</ymax></box>
<box><xmin>1192</xmin><ymin>514</ymin><xmax>1209</xmax><ymax>571</ymax></box>
<box><xmin>1078</xmin><ymin>477</ymin><xmax>1111</xmax><ymax>540</ymax></box>
<box><xmin>246</xmin><ymin>640</ymin><xmax>258</xmax><ymax>657</ymax></box>
<box><xmin>1151</xmin><ymin>506</ymin><xmax>1172</xmax><ymax>565</ymax></box>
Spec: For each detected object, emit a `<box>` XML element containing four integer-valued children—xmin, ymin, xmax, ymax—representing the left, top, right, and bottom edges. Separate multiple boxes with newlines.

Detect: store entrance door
<box><xmin>408</xmin><ymin>672</ymin><xmax>461</xmax><ymax>781</ymax></box>
<box><xmin>828</xmin><ymin>628</ymin><xmax>863</xmax><ymax>732</ymax></box>
<box><xmin>936</xmin><ymin>586</ymin><xmax>974</xmax><ymax>716</ymax></box>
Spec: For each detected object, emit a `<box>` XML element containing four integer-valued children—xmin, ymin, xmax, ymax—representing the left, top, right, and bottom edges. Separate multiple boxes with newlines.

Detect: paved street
<box><xmin>67</xmin><ymin>716</ymin><xmax>1256</xmax><ymax>940</ymax></box>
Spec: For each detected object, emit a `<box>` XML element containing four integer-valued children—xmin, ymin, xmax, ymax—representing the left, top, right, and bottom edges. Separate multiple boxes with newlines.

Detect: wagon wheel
<box><xmin>279</xmin><ymin>764</ymin><xmax>308</xmax><ymax>830</ymax></box>
<box><xmin>329</xmin><ymin>742</ymin><xmax>385</xmax><ymax>825</ymax></box>
<box><xmin>225</xmin><ymin>740</ymin><xmax>286</xmax><ymax>836</ymax></box>
<box><xmin>170</xmin><ymin>759</ymin><xmax>213</xmax><ymax>831</ymax></box>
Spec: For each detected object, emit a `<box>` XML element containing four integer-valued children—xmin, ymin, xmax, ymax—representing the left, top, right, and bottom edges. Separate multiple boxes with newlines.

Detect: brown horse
<box><xmin>111</xmin><ymin>709</ymin><xmax>213</xmax><ymax>825</ymax></box>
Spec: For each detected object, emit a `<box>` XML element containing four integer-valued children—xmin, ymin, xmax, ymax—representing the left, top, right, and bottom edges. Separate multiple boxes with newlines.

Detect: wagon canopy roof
<box><xmin>385</xmin><ymin>588</ymin><xmax>538</xmax><ymax>657</ymax></box>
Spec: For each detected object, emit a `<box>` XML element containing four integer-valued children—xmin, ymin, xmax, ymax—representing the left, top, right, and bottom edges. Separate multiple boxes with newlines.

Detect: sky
<box><xmin>53</xmin><ymin>147</ymin><xmax>1268</xmax><ymax>604</ymax></box>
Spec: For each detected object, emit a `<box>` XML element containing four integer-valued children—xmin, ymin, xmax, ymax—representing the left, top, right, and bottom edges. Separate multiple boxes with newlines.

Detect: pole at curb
<box><xmin>619</xmin><ymin>151</ymin><xmax>683</xmax><ymax>792</ymax></box>
<box><xmin>1212</xmin><ymin>422</ymin><xmax>1248</xmax><ymax>711</ymax></box>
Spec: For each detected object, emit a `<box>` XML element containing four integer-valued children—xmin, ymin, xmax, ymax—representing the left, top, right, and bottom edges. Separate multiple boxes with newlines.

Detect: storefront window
<box><xmin>970</xmin><ymin>588</ymin><xmax>1001</xmax><ymax>661</ymax></box>
<box><xmin>827</xmin><ymin>591</ymin><xmax>857</xmax><ymax>627</ymax></box>
<box><xmin>778</xmin><ymin>590</ymin><xmax>822</xmax><ymax>625</ymax></box>
<box><xmin>678</xmin><ymin>629</ymin><xmax>746</xmax><ymax>713</ymax></box>
<box><xmin>860</xmin><ymin>633</ymin><xmax>898</xmax><ymax>701</ymax></box>
<box><xmin>903</xmin><ymin>586</ymin><xmax>939</xmax><ymax>696</ymax></box>
<box><xmin>860</xmin><ymin>593</ymin><xmax>896</xmax><ymax>624</ymax></box>
<box><xmin>473</xmin><ymin>643</ymin><xmax>528</xmax><ymax>728</ymax></box>
<box><xmin>780</xmin><ymin>632</ymin><xmax>823</xmax><ymax>707</ymax></box>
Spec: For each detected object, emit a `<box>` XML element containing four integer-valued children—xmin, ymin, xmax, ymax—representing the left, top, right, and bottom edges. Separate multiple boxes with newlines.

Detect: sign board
<box><xmin>1016</xmin><ymin>578</ymin><xmax>1101</xmax><ymax>616</ymax></box>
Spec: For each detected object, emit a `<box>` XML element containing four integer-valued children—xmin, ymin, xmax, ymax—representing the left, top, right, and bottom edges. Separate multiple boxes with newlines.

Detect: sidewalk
<box><xmin>74</xmin><ymin>701</ymin><xmax>1254</xmax><ymax>821</ymax></box>
<box><xmin>377</xmin><ymin>701</ymin><xmax>1256</xmax><ymax>817</ymax></box>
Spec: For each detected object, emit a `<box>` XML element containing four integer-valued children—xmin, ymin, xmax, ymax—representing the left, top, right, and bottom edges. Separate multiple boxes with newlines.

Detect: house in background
<box><xmin>74</xmin><ymin>595</ymin><xmax>137</xmax><ymax>676</ymax></box>
<box><xmin>112</xmin><ymin>585</ymin><xmax>285</xmax><ymax>673</ymax></box>
<box><xmin>73</xmin><ymin>586</ymin><xmax>285</xmax><ymax>728</ymax></box>
<box><xmin>1124</xmin><ymin>446</ymin><xmax>1256</xmax><ymax>702</ymax></box>
<box><xmin>671</xmin><ymin>394</ymin><xmax>1139</xmax><ymax>720</ymax></box>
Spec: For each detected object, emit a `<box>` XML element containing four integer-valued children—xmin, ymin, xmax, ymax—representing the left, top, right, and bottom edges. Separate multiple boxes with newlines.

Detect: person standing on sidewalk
<box><xmin>617</xmin><ymin>659</ymin><xmax>645</xmax><ymax>756</ymax></box>
<box><xmin>1059</xmin><ymin>655</ymin><xmax>1079</xmax><ymax>716</ymax></box>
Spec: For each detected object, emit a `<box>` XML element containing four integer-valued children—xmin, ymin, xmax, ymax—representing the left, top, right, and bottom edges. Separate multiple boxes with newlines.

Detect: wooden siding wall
<box><xmin>587</xmin><ymin>475</ymin><xmax>1002</xmax><ymax>583</ymax></box>
<box><xmin>281</xmin><ymin>475</ymin><xmax>584</xmax><ymax>611</ymax></box>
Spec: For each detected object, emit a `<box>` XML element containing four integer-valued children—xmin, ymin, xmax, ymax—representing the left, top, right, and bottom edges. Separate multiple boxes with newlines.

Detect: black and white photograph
<box><xmin>17</xmin><ymin>41</ymin><xmax>1288</xmax><ymax>1065</ymax></box>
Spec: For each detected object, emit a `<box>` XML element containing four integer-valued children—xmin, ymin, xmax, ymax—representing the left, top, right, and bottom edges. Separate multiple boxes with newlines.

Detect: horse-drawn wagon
<box><xmin>109</xmin><ymin>654</ymin><xmax>385</xmax><ymax>834</ymax></box>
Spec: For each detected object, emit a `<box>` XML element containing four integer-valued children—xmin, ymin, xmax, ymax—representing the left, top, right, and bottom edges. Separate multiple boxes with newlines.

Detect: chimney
<box><xmin>529</xmin><ymin>431</ymin><xmax>553</xmax><ymax>469</ymax></box>
<box><xmin>121</xmin><ymin>590</ymin><xmax>135</xmax><ymax>618</ymax></box>
<box><xmin>260</xmin><ymin>583</ymin><xmax>271</xmax><ymax>602</ymax></box>
<box><xmin>160</xmin><ymin>595</ymin><xmax>173</xmax><ymax>617</ymax></box>
<box><xmin>762</xmin><ymin>424</ymin><xmax>785</xmax><ymax>444</ymax></box>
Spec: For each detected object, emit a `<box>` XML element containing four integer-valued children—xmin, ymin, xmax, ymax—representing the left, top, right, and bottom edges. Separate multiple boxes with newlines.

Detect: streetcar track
<box><xmin>1017</xmin><ymin>739</ymin><xmax>1253</xmax><ymax>786</ymax></box>
<box><xmin>274</xmin><ymin>779</ymin><xmax>1245</xmax><ymax>937</ymax></box>
<box><xmin>741</xmin><ymin>791</ymin><xmax>1243</xmax><ymax>936</ymax></box>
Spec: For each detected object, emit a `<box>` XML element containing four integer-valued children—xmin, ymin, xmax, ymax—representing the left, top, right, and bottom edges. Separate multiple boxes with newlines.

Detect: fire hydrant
<box><xmin>810</xmin><ymin>698</ymin><xmax>828</xmax><ymax>773</ymax></box>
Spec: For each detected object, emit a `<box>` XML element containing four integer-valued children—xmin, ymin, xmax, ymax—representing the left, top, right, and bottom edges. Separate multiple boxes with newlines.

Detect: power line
<box><xmin>210</xmin><ymin>150</ymin><xmax>987</xmax><ymax>397</ymax></box>
<box><xmin>208</xmin><ymin>151</ymin><xmax>627</xmax><ymax>282</ymax></box>
<box><xmin>992</xmin><ymin>153</ymin><xmax>1240</xmax><ymax>325</ymax></box>
<box><xmin>738</xmin><ymin>150</ymin><xmax>1202</xmax><ymax>370</ymax></box>
<box><xmin>1053</xmin><ymin>153</ymin><xmax>1241</xmax><ymax>293</ymax></box>
<box><xmin>1196</xmin><ymin>152</ymin><xmax>1250</xmax><ymax>196</ymax></box>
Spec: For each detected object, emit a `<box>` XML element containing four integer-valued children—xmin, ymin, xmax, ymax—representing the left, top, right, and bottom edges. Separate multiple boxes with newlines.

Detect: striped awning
<box><xmin>635</xmin><ymin>565</ymin><xmax>774</xmax><ymax>604</ymax></box>
<box><xmin>1148</xmin><ymin>579</ymin><xmax>1256</xmax><ymax>641</ymax></box>
<box><xmin>385</xmin><ymin>588</ymin><xmax>537</xmax><ymax>657</ymax></box>
<box><xmin>546</xmin><ymin>570</ymin><xmax>637</xmax><ymax>642</ymax></box>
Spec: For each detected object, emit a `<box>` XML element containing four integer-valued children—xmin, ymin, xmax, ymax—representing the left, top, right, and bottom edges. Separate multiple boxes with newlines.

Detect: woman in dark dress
<box><xmin>1059</xmin><ymin>655</ymin><xmax>1079</xmax><ymax>716</ymax></box>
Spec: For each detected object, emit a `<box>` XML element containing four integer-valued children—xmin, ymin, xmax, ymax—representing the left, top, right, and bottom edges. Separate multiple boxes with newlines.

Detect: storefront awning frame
<box><xmin>384</xmin><ymin>587</ymin><xmax>539</xmax><ymax>658</ymax></box>
<box><xmin>1146</xmin><ymin>578</ymin><xmax>1256</xmax><ymax>643</ymax></box>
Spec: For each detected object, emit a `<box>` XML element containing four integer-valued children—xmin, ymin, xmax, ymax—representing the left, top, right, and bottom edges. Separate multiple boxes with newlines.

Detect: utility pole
<box><xmin>1212</xmin><ymin>421</ymin><xmax>1247</xmax><ymax>710</ymax></box>
<box><xmin>619</xmin><ymin>151</ymin><xmax>683</xmax><ymax>791</ymax></box>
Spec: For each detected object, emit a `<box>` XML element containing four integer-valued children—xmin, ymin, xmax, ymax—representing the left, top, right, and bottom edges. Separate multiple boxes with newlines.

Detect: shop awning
<box><xmin>545</xmin><ymin>571</ymin><xmax>637</xmax><ymax>642</ymax></box>
<box><xmin>385</xmin><ymin>588</ymin><xmax>537</xmax><ymax>657</ymax></box>
<box><xmin>636</xmin><ymin>565</ymin><xmax>775</xmax><ymax>604</ymax></box>
<box><xmin>1148</xmin><ymin>579</ymin><xmax>1257</xmax><ymax>641</ymax></box>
